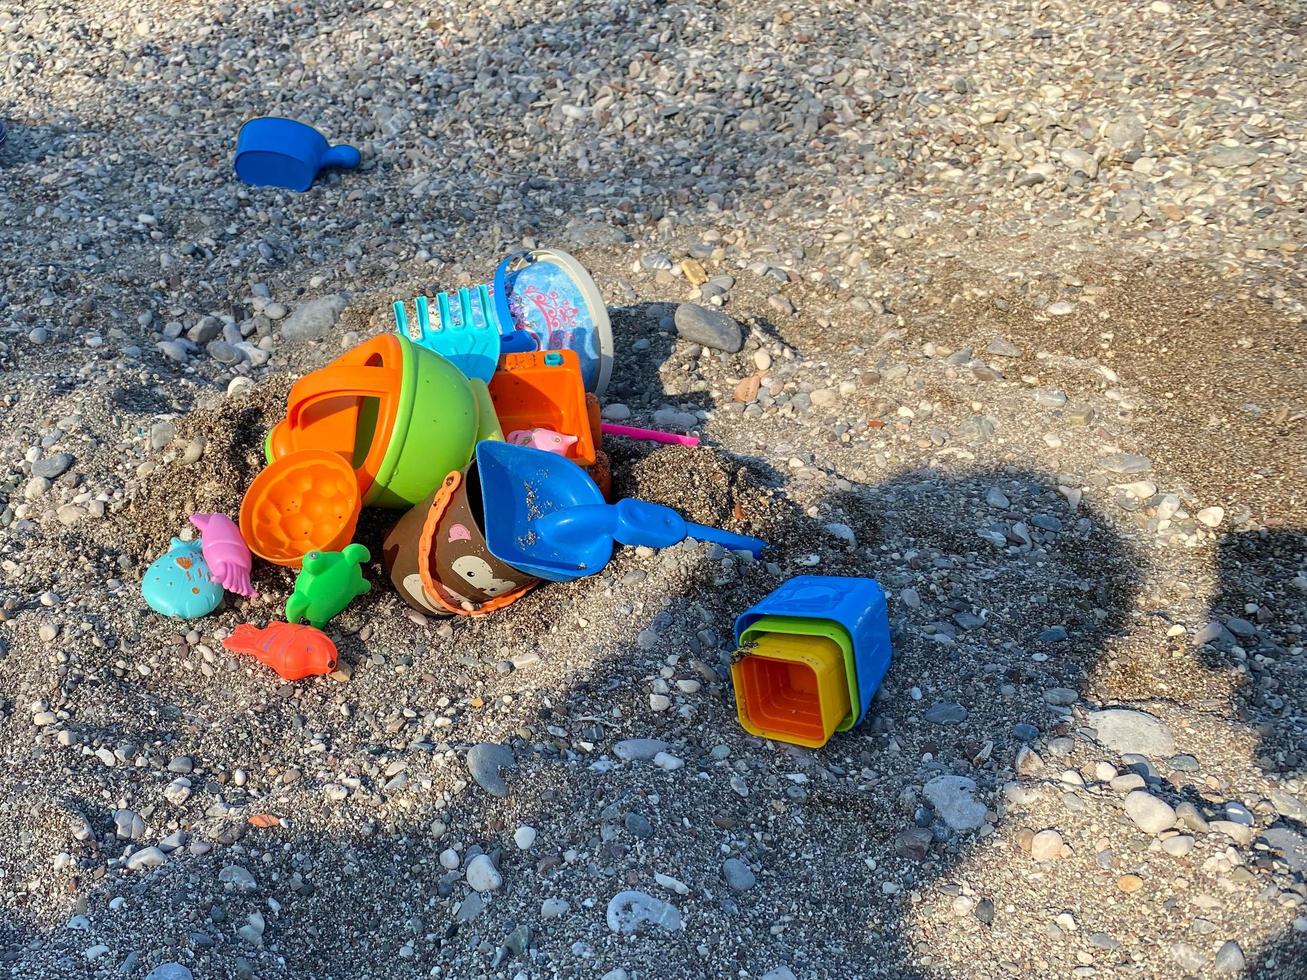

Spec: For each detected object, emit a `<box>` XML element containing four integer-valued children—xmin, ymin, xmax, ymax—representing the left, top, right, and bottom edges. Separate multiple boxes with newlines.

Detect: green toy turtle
<box><xmin>286</xmin><ymin>543</ymin><xmax>372</xmax><ymax>629</ymax></box>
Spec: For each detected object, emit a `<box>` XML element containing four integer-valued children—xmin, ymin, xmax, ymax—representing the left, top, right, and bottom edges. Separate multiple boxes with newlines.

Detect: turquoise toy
<box><xmin>142</xmin><ymin>538</ymin><xmax>224</xmax><ymax>619</ymax></box>
<box><xmin>285</xmin><ymin>544</ymin><xmax>372</xmax><ymax>628</ymax></box>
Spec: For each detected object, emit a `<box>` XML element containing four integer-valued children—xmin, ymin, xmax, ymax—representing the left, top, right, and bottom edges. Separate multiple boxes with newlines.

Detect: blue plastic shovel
<box><xmin>475</xmin><ymin>441</ymin><xmax>765</xmax><ymax>582</ymax></box>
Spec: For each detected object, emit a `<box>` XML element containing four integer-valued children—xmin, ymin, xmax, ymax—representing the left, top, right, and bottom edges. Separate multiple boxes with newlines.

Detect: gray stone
<box><xmin>113</xmin><ymin>809</ymin><xmax>146</xmax><ymax>841</ymax></box>
<box><xmin>1099</xmin><ymin>453</ymin><xmax>1153</xmax><ymax>475</ymax></box>
<box><xmin>1170</xmin><ymin>943</ymin><xmax>1206</xmax><ymax>972</ymax></box>
<box><xmin>624</xmin><ymin>812</ymin><xmax>654</xmax><ymax>839</ymax></box>
<box><xmin>925</xmin><ymin>702</ymin><xmax>967</xmax><ymax>725</ymax></box>
<box><xmin>986</xmin><ymin>337</ymin><xmax>1020</xmax><ymax>357</ymax></box>
<box><xmin>1124</xmin><ymin>791</ymin><xmax>1176</xmax><ymax>835</ymax></box>
<box><xmin>1031</xmin><ymin>829</ymin><xmax>1063</xmax><ymax>861</ymax></box>
<box><xmin>1195</xmin><ymin>621</ymin><xmax>1235</xmax><ymax>649</ymax></box>
<box><xmin>1106</xmin><ymin>114</ymin><xmax>1147</xmax><ymax>150</ymax></box>
<box><xmin>601</xmin><ymin>403</ymin><xmax>631</xmax><ymax>421</ymax></box>
<box><xmin>1262</xmin><ymin>827</ymin><xmax>1307</xmax><ymax>872</ymax></box>
<box><xmin>1175</xmin><ymin>802</ymin><xmax>1210</xmax><ymax>833</ymax></box>
<box><xmin>541</xmin><ymin>898</ymin><xmax>569</xmax><ymax>918</ymax></box>
<box><xmin>145</xmin><ymin>965</ymin><xmax>194</xmax><ymax>980</ymax></box>
<box><xmin>238</xmin><ymin>912</ymin><xmax>265</xmax><ymax>946</ymax></box>
<box><xmin>218</xmin><ymin>865</ymin><xmax>258</xmax><ymax>893</ymax></box>
<box><xmin>456</xmin><ymin>892</ymin><xmax>485</xmax><ymax>922</ymax></box>
<box><xmin>207</xmin><ymin>340</ymin><xmax>243</xmax><ymax>364</ymax></box>
<box><xmin>125</xmin><ymin>847</ymin><xmax>167</xmax><ymax>871</ymax></box>
<box><xmin>722</xmin><ymin>858</ymin><xmax>756</xmax><ymax>892</ymax></box>
<box><xmin>923</xmin><ymin>775</ymin><xmax>987</xmax><ymax>832</ymax></box>
<box><xmin>157</xmin><ymin>340</ymin><xmax>190</xmax><ymax>363</ymax></box>
<box><xmin>1210</xmin><ymin>821</ymin><xmax>1253</xmax><ymax>846</ymax></box>
<box><xmin>823</xmin><ymin>522</ymin><xmax>856</xmax><ymax>545</ymax></box>
<box><xmin>1205</xmin><ymin>144</ymin><xmax>1259</xmax><ymax>169</ymax></box>
<box><xmin>1213</xmin><ymin>940</ymin><xmax>1246</xmax><ymax>974</ymax></box>
<box><xmin>1087</xmin><ymin>709</ymin><xmax>1175</xmax><ymax>757</ymax></box>
<box><xmin>280</xmin><ymin>295</ymin><xmax>346</xmax><ymax>343</ymax></box>
<box><xmin>31</xmin><ymin>453</ymin><xmax>74</xmax><ymax>479</ymax></box>
<box><xmin>606</xmin><ymin>891</ymin><xmax>682</xmax><ymax>933</ymax></box>
<box><xmin>1162</xmin><ymin>835</ymin><xmax>1195</xmax><ymax>857</ymax></box>
<box><xmin>673</xmin><ymin>304</ymin><xmax>743</xmax><ymax>352</ymax></box>
<box><xmin>466</xmin><ymin>743</ymin><xmax>515</xmax><ymax>797</ymax></box>
<box><xmin>761</xmin><ymin>969</ymin><xmax>798</xmax><ymax>980</ymax></box>
<box><xmin>567</xmin><ymin>222</ymin><xmax>630</xmax><ymax>247</ymax></box>
<box><xmin>187</xmin><ymin>316</ymin><xmax>223</xmax><ymax>344</ymax></box>
<box><xmin>148</xmin><ymin>421</ymin><xmax>176</xmax><ymax>451</ymax></box>
<box><xmin>1271</xmin><ymin>791</ymin><xmax>1307</xmax><ymax>821</ymax></box>
<box><xmin>1224</xmin><ymin>617</ymin><xmax>1256</xmax><ymax>638</ymax></box>
<box><xmin>613</xmin><ymin>738</ymin><xmax>669</xmax><ymax>761</ymax></box>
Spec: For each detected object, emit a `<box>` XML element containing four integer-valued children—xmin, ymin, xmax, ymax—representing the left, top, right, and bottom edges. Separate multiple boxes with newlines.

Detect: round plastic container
<box><xmin>495</xmin><ymin>249</ymin><xmax>613</xmax><ymax>395</ymax></box>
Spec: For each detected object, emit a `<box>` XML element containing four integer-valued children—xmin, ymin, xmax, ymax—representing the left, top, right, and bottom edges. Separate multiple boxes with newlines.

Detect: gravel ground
<box><xmin>2</xmin><ymin>1</ymin><xmax>1305</xmax><ymax>978</ymax></box>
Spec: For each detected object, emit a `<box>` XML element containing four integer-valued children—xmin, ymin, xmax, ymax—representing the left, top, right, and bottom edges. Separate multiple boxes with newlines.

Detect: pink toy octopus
<box><xmin>189</xmin><ymin>512</ymin><xmax>256</xmax><ymax>598</ymax></box>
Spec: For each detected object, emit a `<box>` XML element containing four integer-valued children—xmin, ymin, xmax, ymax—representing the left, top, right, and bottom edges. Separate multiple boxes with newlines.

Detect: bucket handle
<box><xmin>492</xmin><ymin>251</ymin><xmax>534</xmax><ymax>337</ymax></box>
<box><xmin>286</xmin><ymin>367</ymin><xmax>400</xmax><ymax>431</ymax></box>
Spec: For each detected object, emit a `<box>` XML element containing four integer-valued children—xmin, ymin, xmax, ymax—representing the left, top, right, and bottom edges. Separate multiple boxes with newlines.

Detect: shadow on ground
<box><xmin>2</xmin><ymin>454</ymin><xmax>1154</xmax><ymax>978</ymax></box>
<box><xmin>1206</xmin><ymin>527</ymin><xmax>1307</xmax><ymax>977</ymax></box>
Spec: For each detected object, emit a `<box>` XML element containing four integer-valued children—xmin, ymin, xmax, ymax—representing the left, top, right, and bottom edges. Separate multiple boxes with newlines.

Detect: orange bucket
<box><xmin>239</xmin><ymin>450</ymin><xmax>362</xmax><ymax>567</ymax></box>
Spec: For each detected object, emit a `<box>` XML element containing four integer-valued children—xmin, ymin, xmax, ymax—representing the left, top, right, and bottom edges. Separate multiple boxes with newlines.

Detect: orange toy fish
<box><xmin>222</xmin><ymin>622</ymin><xmax>338</xmax><ymax>680</ymax></box>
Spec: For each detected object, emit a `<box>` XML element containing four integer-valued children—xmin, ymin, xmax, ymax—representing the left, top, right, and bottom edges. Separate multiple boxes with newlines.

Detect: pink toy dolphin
<box><xmin>189</xmin><ymin>512</ymin><xmax>256</xmax><ymax>598</ymax></box>
<box><xmin>506</xmin><ymin>427</ymin><xmax>578</xmax><ymax>456</ymax></box>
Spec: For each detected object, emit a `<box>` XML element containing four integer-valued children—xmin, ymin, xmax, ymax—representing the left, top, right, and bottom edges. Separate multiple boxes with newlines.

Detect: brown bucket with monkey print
<box><xmin>382</xmin><ymin>487</ymin><xmax>450</xmax><ymax>616</ymax></box>
<box><xmin>416</xmin><ymin>464</ymin><xmax>538</xmax><ymax>616</ymax></box>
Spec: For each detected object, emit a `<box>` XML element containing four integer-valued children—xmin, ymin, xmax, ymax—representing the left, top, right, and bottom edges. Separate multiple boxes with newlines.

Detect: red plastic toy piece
<box><xmin>222</xmin><ymin>622</ymin><xmax>338</xmax><ymax>680</ymax></box>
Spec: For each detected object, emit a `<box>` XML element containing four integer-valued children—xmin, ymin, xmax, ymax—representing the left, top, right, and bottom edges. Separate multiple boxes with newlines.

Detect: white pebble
<box><xmin>465</xmin><ymin>854</ymin><xmax>502</xmax><ymax>892</ymax></box>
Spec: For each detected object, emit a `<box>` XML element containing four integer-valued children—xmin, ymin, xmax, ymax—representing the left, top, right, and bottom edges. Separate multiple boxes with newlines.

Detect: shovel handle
<box><xmin>600</xmin><ymin>423</ymin><xmax>700</xmax><ymax>447</ymax></box>
<box><xmin>685</xmin><ymin>523</ymin><xmax>765</xmax><ymax>557</ymax></box>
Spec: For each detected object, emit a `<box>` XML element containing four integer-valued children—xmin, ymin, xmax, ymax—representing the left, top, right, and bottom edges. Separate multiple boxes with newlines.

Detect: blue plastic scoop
<box><xmin>233</xmin><ymin>118</ymin><xmax>360</xmax><ymax>192</ymax></box>
<box><xmin>475</xmin><ymin>441</ymin><xmax>765</xmax><ymax>582</ymax></box>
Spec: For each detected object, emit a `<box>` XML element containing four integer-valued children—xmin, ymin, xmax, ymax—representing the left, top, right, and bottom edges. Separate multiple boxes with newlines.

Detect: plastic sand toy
<box><xmin>599</xmin><ymin>423</ymin><xmax>701</xmax><ymax>447</ymax></box>
<box><xmin>393</xmin><ymin>285</ymin><xmax>503</xmax><ymax>384</ymax></box>
<box><xmin>265</xmin><ymin>334</ymin><xmax>500</xmax><ymax>508</ymax></box>
<box><xmin>286</xmin><ymin>544</ymin><xmax>372</xmax><ymax>628</ymax></box>
<box><xmin>142</xmin><ymin>538</ymin><xmax>224</xmax><ymax>619</ymax></box>
<box><xmin>507</xmin><ymin>427</ymin><xmax>578</xmax><ymax>455</ymax></box>
<box><xmin>488</xmin><ymin>349</ymin><xmax>597</xmax><ymax>466</ymax></box>
<box><xmin>234</xmin><ymin>117</ymin><xmax>360</xmax><ymax>192</ymax></box>
<box><xmin>732</xmin><ymin>628</ymin><xmax>852</xmax><ymax>748</ymax></box>
<box><xmin>189</xmin><ymin>512</ymin><xmax>256</xmax><ymax>598</ymax></box>
<box><xmin>382</xmin><ymin>467</ymin><xmax>540</xmax><ymax>617</ymax></box>
<box><xmin>493</xmin><ymin>249</ymin><xmax>614</xmax><ymax>394</ymax></box>
<box><xmin>223</xmin><ymin>622</ymin><xmax>339</xmax><ymax>680</ymax></box>
<box><xmin>240</xmin><ymin>450</ymin><xmax>362</xmax><ymax>568</ymax></box>
<box><xmin>475</xmin><ymin>441</ymin><xmax>765</xmax><ymax>583</ymax></box>
<box><xmin>730</xmin><ymin>576</ymin><xmax>891</xmax><ymax>748</ymax></box>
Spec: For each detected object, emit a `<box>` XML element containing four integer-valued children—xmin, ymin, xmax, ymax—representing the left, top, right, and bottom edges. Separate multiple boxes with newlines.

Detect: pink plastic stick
<box><xmin>601</xmin><ymin>423</ymin><xmax>701</xmax><ymax>447</ymax></box>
